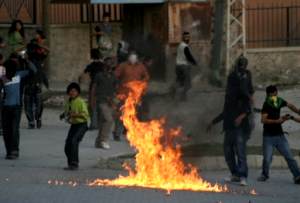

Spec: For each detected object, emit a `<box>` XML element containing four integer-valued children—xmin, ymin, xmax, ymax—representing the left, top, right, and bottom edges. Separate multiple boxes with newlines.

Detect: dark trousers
<box><xmin>224</xmin><ymin>128</ymin><xmax>249</xmax><ymax>178</ymax></box>
<box><xmin>2</xmin><ymin>106</ymin><xmax>22</xmax><ymax>156</ymax></box>
<box><xmin>24</xmin><ymin>85</ymin><xmax>43</xmax><ymax>125</ymax></box>
<box><xmin>170</xmin><ymin>65</ymin><xmax>191</xmax><ymax>100</ymax></box>
<box><xmin>64</xmin><ymin>123</ymin><xmax>88</xmax><ymax>166</ymax></box>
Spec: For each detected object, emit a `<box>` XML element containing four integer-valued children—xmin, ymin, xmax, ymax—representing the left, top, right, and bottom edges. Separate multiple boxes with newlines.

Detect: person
<box><xmin>171</xmin><ymin>32</ymin><xmax>197</xmax><ymax>101</ymax></box>
<box><xmin>94</xmin><ymin>13</ymin><xmax>113</xmax><ymax>59</ymax></box>
<box><xmin>257</xmin><ymin>85</ymin><xmax>300</xmax><ymax>184</ymax></box>
<box><xmin>8</xmin><ymin>20</ymin><xmax>26</xmax><ymax>54</ymax></box>
<box><xmin>24</xmin><ymin>29</ymin><xmax>49</xmax><ymax>129</ymax></box>
<box><xmin>117</xmin><ymin>40</ymin><xmax>129</xmax><ymax>64</ymax></box>
<box><xmin>79</xmin><ymin>48</ymin><xmax>104</xmax><ymax>130</ymax></box>
<box><xmin>0</xmin><ymin>54</ymin><xmax>5</xmax><ymax>136</ymax></box>
<box><xmin>0</xmin><ymin>36</ymin><xmax>5</xmax><ymax>48</ymax></box>
<box><xmin>60</xmin><ymin>83</ymin><xmax>89</xmax><ymax>170</ymax></box>
<box><xmin>207</xmin><ymin>56</ymin><xmax>254</xmax><ymax>186</ymax></box>
<box><xmin>1</xmin><ymin>54</ymin><xmax>36</xmax><ymax>159</ymax></box>
<box><xmin>91</xmin><ymin>59</ymin><xmax>117</xmax><ymax>149</ymax></box>
<box><xmin>114</xmin><ymin>52</ymin><xmax>150</xmax><ymax>140</ymax></box>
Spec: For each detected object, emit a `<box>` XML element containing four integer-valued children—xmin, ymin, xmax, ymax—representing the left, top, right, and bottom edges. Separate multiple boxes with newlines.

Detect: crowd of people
<box><xmin>0</xmin><ymin>20</ymin><xmax>49</xmax><ymax>160</ymax></box>
<box><xmin>0</xmin><ymin>17</ymin><xmax>300</xmax><ymax>187</ymax></box>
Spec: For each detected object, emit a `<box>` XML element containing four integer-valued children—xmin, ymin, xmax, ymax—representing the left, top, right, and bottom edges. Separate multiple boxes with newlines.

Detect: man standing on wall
<box><xmin>95</xmin><ymin>12</ymin><xmax>113</xmax><ymax>59</ymax></box>
<box><xmin>171</xmin><ymin>32</ymin><xmax>197</xmax><ymax>101</ymax></box>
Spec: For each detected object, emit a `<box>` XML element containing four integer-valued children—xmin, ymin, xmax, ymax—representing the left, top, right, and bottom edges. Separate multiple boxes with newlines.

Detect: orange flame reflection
<box><xmin>89</xmin><ymin>81</ymin><xmax>227</xmax><ymax>192</ymax></box>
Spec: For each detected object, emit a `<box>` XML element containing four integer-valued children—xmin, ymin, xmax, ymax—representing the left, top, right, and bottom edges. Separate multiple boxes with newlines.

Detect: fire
<box><xmin>89</xmin><ymin>81</ymin><xmax>227</xmax><ymax>192</ymax></box>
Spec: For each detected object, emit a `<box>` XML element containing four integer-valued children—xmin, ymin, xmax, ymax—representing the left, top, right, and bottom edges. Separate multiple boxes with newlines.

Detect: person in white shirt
<box><xmin>171</xmin><ymin>32</ymin><xmax>197</xmax><ymax>101</ymax></box>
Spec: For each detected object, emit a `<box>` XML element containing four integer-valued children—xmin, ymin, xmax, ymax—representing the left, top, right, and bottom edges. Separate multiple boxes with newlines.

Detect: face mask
<box><xmin>129</xmin><ymin>54</ymin><xmax>138</xmax><ymax>64</ymax></box>
<box><xmin>271</xmin><ymin>96</ymin><xmax>278</xmax><ymax>107</ymax></box>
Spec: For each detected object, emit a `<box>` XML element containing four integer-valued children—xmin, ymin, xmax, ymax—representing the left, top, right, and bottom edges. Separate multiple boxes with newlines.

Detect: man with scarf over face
<box><xmin>257</xmin><ymin>85</ymin><xmax>300</xmax><ymax>184</ymax></box>
<box><xmin>208</xmin><ymin>55</ymin><xmax>254</xmax><ymax>186</ymax></box>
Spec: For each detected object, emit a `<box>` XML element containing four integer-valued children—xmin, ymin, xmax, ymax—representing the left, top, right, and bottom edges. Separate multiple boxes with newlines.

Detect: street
<box><xmin>0</xmin><ymin>109</ymin><xmax>299</xmax><ymax>203</ymax></box>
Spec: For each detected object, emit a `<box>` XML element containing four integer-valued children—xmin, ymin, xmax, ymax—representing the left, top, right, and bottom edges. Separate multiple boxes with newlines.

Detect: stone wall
<box><xmin>247</xmin><ymin>48</ymin><xmax>300</xmax><ymax>87</ymax></box>
<box><xmin>48</xmin><ymin>23</ymin><xmax>122</xmax><ymax>89</ymax></box>
<box><xmin>0</xmin><ymin>23</ymin><xmax>122</xmax><ymax>91</ymax></box>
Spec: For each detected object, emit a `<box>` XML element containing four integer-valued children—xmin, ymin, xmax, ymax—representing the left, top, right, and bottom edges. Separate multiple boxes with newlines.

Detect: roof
<box><xmin>91</xmin><ymin>0</ymin><xmax>164</xmax><ymax>3</ymax></box>
<box><xmin>51</xmin><ymin>0</ymin><xmax>208</xmax><ymax>4</ymax></box>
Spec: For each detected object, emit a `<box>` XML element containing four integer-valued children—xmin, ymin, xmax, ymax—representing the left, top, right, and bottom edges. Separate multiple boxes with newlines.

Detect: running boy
<box><xmin>60</xmin><ymin>83</ymin><xmax>89</xmax><ymax>170</ymax></box>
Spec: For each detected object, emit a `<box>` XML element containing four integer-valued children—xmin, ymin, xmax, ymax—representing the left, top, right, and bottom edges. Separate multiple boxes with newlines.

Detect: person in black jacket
<box><xmin>24</xmin><ymin>29</ymin><xmax>49</xmax><ymax>129</ymax></box>
<box><xmin>208</xmin><ymin>55</ymin><xmax>254</xmax><ymax>186</ymax></box>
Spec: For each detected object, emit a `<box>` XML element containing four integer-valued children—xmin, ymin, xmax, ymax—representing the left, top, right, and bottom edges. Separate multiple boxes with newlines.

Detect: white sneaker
<box><xmin>100</xmin><ymin>142</ymin><xmax>110</xmax><ymax>149</ymax></box>
<box><xmin>224</xmin><ymin>175</ymin><xmax>240</xmax><ymax>182</ymax></box>
<box><xmin>240</xmin><ymin>178</ymin><xmax>248</xmax><ymax>186</ymax></box>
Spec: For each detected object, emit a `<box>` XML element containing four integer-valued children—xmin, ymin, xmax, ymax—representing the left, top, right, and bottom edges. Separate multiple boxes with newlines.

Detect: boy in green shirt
<box><xmin>60</xmin><ymin>83</ymin><xmax>89</xmax><ymax>170</ymax></box>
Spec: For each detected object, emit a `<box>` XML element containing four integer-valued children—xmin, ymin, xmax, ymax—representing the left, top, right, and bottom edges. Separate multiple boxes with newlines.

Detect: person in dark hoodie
<box><xmin>207</xmin><ymin>55</ymin><xmax>254</xmax><ymax>186</ymax></box>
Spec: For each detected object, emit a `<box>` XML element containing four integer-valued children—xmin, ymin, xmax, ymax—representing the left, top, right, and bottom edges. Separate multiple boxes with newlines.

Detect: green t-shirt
<box><xmin>8</xmin><ymin>31</ymin><xmax>24</xmax><ymax>52</ymax></box>
<box><xmin>64</xmin><ymin>96</ymin><xmax>89</xmax><ymax>124</ymax></box>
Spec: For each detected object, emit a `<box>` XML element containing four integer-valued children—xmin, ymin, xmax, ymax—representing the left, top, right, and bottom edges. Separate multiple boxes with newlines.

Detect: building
<box><xmin>0</xmin><ymin>0</ymin><xmax>300</xmax><ymax>87</ymax></box>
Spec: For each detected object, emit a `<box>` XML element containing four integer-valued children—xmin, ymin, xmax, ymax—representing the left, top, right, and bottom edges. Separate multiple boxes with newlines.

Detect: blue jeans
<box><xmin>224</xmin><ymin>128</ymin><xmax>248</xmax><ymax>178</ymax></box>
<box><xmin>262</xmin><ymin>135</ymin><xmax>300</xmax><ymax>178</ymax></box>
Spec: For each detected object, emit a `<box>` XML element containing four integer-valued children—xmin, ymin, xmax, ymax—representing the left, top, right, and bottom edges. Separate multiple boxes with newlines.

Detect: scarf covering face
<box><xmin>266</xmin><ymin>96</ymin><xmax>284</xmax><ymax>109</ymax></box>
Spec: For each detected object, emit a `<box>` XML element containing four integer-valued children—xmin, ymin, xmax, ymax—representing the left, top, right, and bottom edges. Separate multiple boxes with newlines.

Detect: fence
<box><xmin>0</xmin><ymin>0</ymin><xmax>123</xmax><ymax>25</ymax></box>
<box><xmin>244</xmin><ymin>3</ymin><xmax>300</xmax><ymax>48</ymax></box>
<box><xmin>0</xmin><ymin>0</ymin><xmax>37</xmax><ymax>24</ymax></box>
<box><xmin>50</xmin><ymin>3</ymin><xmax>123</xmax><ymax>24</ymax></box>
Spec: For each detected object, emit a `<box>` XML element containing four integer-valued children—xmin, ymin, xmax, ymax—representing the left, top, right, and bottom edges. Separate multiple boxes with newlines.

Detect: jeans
<box><xmin>24</xmin><ymin>85</ymin><xmax>43</xmax><ymax>126</ymax></box>
<box><xmin>64</xmin><ymin>123</ymin><xmax>88</xmax><ymax>166</ymax></box>
<box><xmin>224</xmin><ymin>128</ymin><xmax>248</xmax><ymax>178</ymax></box>
<box><xmin>2</xmin><ymin>106</ymin><xmax>22</xmax><ymax>156</ymax></box>
<box><xmin>262</xmin><ymin>135</ymin><xmax>300</xmax><ymax>178</ymax></box>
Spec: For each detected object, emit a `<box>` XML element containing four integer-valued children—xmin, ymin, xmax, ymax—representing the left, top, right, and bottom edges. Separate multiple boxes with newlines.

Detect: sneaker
<box><xmin>294</xmin><ymin>176</ymin><xmax>300</xmax><ymax>184</ymax></box>
<box><xmin>224</xmin><ymin>175</ymin><xmax>240</xmax><ymax>183</ymax></box>
<box><xmin>5</xmin><ymin>155</ymin><xmax>18</xmax><ymax>160</ymax></box>
<box><xmin>63</xmin><ymin>165</ymin><xmax>78</xmax><ymax>171</ymax></box>
<box><xmin>28</xmin><ymin>124</ymin><xmax>35</xmax><ymax>129</ymax></box>
<box><xmin>257</xmin><ymin>175</ymin><xmax>268</xmax><ymax>182</ymax></box>
<box><xmin>113</xmin><ymin>134</ymin><xmax>121</xmax><ymax>141</ymax></box>
<box><xmin>100</xmin><ymin>141</ymin><xmax>110</xmax><ymax>149</ymax></box>
<box><xmin>240</xmin><ymin>178</ymin><xmax>248</xmax><ymax>186</ymax></box>
<box><xmin>36</xmin><ymin>120</ymin><xmax>42</xmax><ymax>129</ymax></box>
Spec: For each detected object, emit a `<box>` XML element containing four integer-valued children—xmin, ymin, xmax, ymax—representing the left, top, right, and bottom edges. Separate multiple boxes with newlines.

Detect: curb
<box><xmin>95</xmin><ymin>155</ymin><xmax>300</xmax><ymax>171</ymax></box>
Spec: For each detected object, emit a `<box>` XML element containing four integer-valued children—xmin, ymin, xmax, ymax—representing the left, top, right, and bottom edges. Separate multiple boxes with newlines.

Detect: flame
<box><xmin>89</xmin><ymin>81</ymin><xmax>227</xmax><ymax>192</ymax></box>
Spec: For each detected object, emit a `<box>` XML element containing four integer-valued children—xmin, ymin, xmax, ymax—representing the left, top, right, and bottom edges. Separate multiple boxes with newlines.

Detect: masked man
<box><xmin>257</xmin><ymin>85</ymin><xmax>300</xmax><ymax>184</ymax></box>
<box><xmin>208</xmin><ymin>55</ymin><xmax>254</xmax><ymax>186</ymax></box>
<box><xmin>113</xmin><ymin>52</ymin><xmax>149</xmax><ymax>140</ymax></box>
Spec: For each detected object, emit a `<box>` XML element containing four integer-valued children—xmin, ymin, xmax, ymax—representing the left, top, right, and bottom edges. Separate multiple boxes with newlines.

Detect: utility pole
<box><xmin>42</xmin><ymin>0</ymin><xmax>51</xmax><ymax>74</ymax></box>
<box><xmin>225</xmin><ymin>0</ymin><xmax>246</xmax><ymax>74</ymax></box>
<box><xmin>210</xmin><ymin>0</ymin><xmax>226</xmax><ymax>86</ymax></box>
<box><xmin>210</xmin><ymin>0</ymin><xmax>246</xmax><ymax>85</ymax></box>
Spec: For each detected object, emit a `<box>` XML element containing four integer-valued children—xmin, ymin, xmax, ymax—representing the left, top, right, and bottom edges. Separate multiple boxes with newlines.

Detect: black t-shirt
<box><xmin>84</xmin><ymin>61</ymin><xmax>104</xmax><ymax>83</ymax></box>
<box><xmin>262</xmin><ymin>98</ymin><xmax>287</xmax><ymax>136</ymax></box>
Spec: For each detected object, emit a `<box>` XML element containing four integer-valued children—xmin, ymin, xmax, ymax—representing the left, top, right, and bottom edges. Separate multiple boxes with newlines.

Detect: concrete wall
<box><xmin>247</xmin><ymin>47</ymin><xmax>300</xmax><ymax>87</ymax></box>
